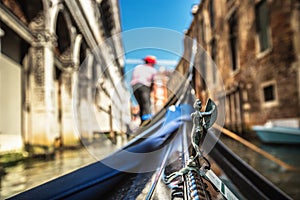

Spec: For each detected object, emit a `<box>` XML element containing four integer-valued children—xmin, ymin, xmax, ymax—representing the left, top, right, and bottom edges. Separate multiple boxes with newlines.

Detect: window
<box><xmin>263</xmin><ymin>85</ymin><xmax>274</xmax><ymax>102</ymax></box>
<box><xmin>200</xmin><ymin>19</ymin><xmax>205</xmax><ymax>44</ymax></box>
<box><xmin>199</xmin><ymin>51</ymin><xmax>207</xmax><ymax>90</ymax></box>
<box><xmin>211</xmin><ymin>39</ymin><xmax>217</xmax><ymax>84</ymax></box>
<box><xmin>261</xmin><ymin>81</ymin><xmax>278</xmax><ymax>107</ymax></box>
<box><xmin>99</xmin><ymin>0</ymin><xmax>114</xmax><ymax>37</ymax></box>
<box><xmin>255</xmin><ymin>0</ymin><xmax>271</xmax><ymax>52</ymax></box>
<box><xmin>209</xmin><ymin>0</ymin><xmax>215</xmax><ymax>28</ymax></box>
<box><xmin>228</xmin><ymin>12</ymin><xmax>238</xmax><ymax>71</ymax></box>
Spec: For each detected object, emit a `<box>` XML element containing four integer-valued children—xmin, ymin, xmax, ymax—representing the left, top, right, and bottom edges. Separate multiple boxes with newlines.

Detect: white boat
<box><xmin>252</xmin><ymin>119</ymin><xmax>300</xmax><ymax>144</ymax></box>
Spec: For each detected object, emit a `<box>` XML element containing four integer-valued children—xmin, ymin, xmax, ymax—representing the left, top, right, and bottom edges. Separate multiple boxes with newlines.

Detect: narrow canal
<box><xmin>0</xmin><ymin>135</ymin><xmax>127</xmax><ymax>200</ymax></box>
<box><xmin>1</xmin><ymin>134</ymin><xmax>300</xmax><ymax>199</ymax></box>
<box><xmin>0</xmin><ymin>148</ymin><xmax>95</xmax><ymax>199</ymax></box>
<box><xmin>220</xmin><ymin>135</ymin><xmax>300</xmax><ymax>200</ymax></box>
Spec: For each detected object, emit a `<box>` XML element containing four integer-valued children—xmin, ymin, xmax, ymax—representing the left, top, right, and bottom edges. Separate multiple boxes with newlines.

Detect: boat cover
<box><xmin>9</xmin><ymin>104</ymin><xmax>193</xmax><ymax>200</ymax></box>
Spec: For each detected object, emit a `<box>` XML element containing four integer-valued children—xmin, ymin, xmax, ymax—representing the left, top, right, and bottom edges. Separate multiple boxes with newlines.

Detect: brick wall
<box><xmin>184</xmin><ymin>0</ymin><xmax>300</xmax><ymax>131</ymax></box>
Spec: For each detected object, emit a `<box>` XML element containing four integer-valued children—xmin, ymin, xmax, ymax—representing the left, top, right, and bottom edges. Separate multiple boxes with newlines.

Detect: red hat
<box><xmin>143</xmin><ymin>55</ymin><xmax>157</xmax><ymax>64</ymax></box>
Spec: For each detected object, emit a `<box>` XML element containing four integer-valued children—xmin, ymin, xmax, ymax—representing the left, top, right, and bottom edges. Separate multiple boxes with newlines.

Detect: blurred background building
<box><xmin>0</xmin><ymin>0</ymin><xmax>130</xmax><ymax>154</ymax></box>
<box><xmin>152</xmin><ymin>66</ymin><xmax>170</xmax><ymax>113</ymax></box>
<box><xmin>173</xmin><ymin>0</ymin><xmax>300</xmax><ymax>133</ymax></box>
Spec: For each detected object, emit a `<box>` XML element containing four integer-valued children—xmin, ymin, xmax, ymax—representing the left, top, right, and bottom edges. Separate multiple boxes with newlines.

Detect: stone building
<box><xmin>0</xmin><ymin>0</ymin><xmax>130</xmax><ymax>154</ymax></box>
<box><xmin>152</xmin><ymin>66</ymin><xmax>170</xmax><ymax>113</ymax></box>
<box><xmin>180</xmin><ymin>0</ymin><xmax>300</xmax><ymax>132</ymax></box>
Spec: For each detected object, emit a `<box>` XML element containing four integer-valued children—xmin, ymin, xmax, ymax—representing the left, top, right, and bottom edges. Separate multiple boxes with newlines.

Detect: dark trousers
<box><xmin>132</xmin><ymin>84</ymin><xmax>151</xmax><ymax>121</ymax></box>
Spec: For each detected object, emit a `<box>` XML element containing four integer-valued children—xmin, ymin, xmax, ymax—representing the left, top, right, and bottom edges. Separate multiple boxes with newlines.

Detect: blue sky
<box><xmin>118</xmin><ymin>0</ymin><xmax>200</xmax><ymax>104</ymax></box>
<box><xmin>119</xmin><ymin>0</ymin><xmax>200</xmax><ymax>70</ymax></box>
<box><xmin>119</xmin><ymin>0</ymin><xmax>200</xmax><ymax>32</ymax></box>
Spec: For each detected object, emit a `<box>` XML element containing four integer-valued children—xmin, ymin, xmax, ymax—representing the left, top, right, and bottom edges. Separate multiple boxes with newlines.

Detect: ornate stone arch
<box><xmin>56</xmin><ymin>10</ymin><xmax>72</xmax><ymax>55</ymax></box>
<box><xmin>2</xmin><ymin>0</ymin><xmax>43</xmax><ymax>25</ymax></box>
<box><xmin>44</xmin><ymin>0</ymin><xmax>63</xmax><ymax>34</ymax></box>
<box><xmin>53</xmin><ymin>7</ymin><xmax>84</xmax><ymax>71</ymax></box>
<box><xmin>73</xmin><ymin>34</ymin><xmax>83</xmax><ymax>68</ymax></box>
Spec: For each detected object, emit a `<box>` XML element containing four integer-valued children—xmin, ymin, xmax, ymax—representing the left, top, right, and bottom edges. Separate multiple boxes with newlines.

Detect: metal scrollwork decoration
<box><xmin>190</xmin><ymin>98</ymin><xmax>217</xmax><ymax>160</ymax></box>
<box><xmin>165</xmin><ymin>98</ymin><xmax>217</xmax><ymax>184</ymax></box>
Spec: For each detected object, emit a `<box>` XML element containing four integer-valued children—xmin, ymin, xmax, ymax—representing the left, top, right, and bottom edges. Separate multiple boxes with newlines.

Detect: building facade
<box><xmin>178</xmin><ymin>0</ymin><xmax>300</xmax><ymax>133</ymax></box>
<box><xmin>0</xmin><ymin>0</ymin><xmax>130</xmax><ymax>154</ymax></box>
<box><xmin>152</xmin><ymin>66</ymin><xmax>170</xmax><ymax>113</ymax></box>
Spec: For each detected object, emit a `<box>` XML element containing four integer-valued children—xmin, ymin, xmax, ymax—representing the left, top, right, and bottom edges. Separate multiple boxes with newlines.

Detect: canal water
<box><xmin>220</xmin><ymin>135</ymin><xmax>300</xmax><ymax>200</ymax></box>
<box><xmin>1</xmin><ymin>134</ymin><xmax>300</xmax><ymax>199</ymax></box>
<box><xmin>0</xmin><ymin>148</ymin><xmax>95</xmax><ymax>199</ymax></box>
<box><xmin>0</xmin><ymin>135</ymin><xmax>127</xmax><ymax>200</ymax></box>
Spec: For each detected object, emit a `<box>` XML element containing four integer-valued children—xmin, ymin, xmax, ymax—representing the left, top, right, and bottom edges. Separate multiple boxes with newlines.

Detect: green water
<box><xmin>220</xmin><ymin>135</ymin><xmax>300</xmax><ymax>200</ymax></box>
<box><xmin>1</xmin><ymin>135</ymin><xmax>300</xmax><ymax>199</ymax></box>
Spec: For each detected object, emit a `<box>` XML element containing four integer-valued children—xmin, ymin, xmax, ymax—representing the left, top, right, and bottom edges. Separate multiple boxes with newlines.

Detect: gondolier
<box><xmin>130</xmin><ymin>55</ymin><xmax>157</xmax><ymax>124</ymax></box>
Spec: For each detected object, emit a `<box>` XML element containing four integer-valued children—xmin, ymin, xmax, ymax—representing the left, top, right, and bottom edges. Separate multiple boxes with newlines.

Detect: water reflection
<box><xmin>0</xmin><ymin>135</ymin><xmax>127</xmax><ymax>199</ymax></box>
<box><xmin>221</xmin><ymin>136</ymin><xmax>300</xmax><ymax>200</ymax></box>
<box><xmin>0</xmin><ymin>149</ymin><xmax>93</xmax><ymax>199</ymax></box>
<box><xmin>2</xmin><ymin>135</ymin><xmax>300</xmax><ymax>199</ymax></box>
<box><xmin>259</xmin><ymin>144</ymin><xmax>300</xmax><ymax>167</ymax></box>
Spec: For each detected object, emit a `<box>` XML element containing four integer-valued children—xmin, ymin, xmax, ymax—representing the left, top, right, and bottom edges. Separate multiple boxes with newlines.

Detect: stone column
<box><xmin>60</xmin><ymin>69</ymin><xmax>79</xmax><ymax>147</ymax></box>
<box><xmin>25</xmin><ymin>30</ymin><xmax>58</xmax><ymax>154</ymax></box>
<box><xmin>78</xmin><ymin>52</ymin><xmax>93</xmax><ymax>141</ymax></box>
<box><xmin>23</xmin><ymin>10</ymin><xmax>59</xmax><ymax>154</ymax></box>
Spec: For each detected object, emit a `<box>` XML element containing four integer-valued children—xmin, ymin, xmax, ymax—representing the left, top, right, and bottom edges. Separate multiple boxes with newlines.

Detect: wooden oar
<box><xmin>214</xmin><ymin>124</ymin><xmax>299</xmax><ymax>171</ymax></box>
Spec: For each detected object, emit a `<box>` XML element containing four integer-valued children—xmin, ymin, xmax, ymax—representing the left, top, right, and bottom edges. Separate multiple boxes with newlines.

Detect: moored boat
<box><xmin>252</xmin><ymin>119</ymin><xmax>300</xmax><ymax>144</ymax></box>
